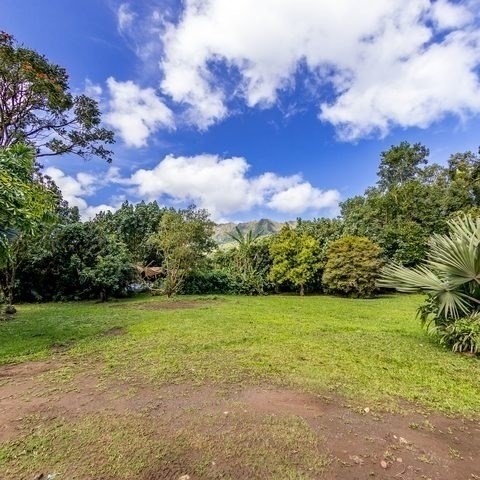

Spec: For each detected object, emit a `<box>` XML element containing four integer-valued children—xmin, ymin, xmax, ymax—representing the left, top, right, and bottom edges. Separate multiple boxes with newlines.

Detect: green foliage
<box><xmin>341</xmin><ymin>181</ymin><xmax>444</xmax><ymax>266</ymax></box>
<box><xmin>377</xmin><ymin>141</ymin><xmax>429</xmax><ymax>191</ymax></box>
<box><xmin>80</xmin><ymin>235</ymin><xmax>136</xmax><ymax>300</ymax></box>
<box><xmin>5</xmin><ymin>139</ymin><xmax>480</xmax><ymax>306</ymax></box>
<box><xmin>341</xmin><ymin>143</ymin><xmax>480</xmax><ymax>266</ymax></box>
<box><xmin>438</xmin><ymin>315</ymin><xmax>480</xmax><ymax>355</ymax></box>
<box><xmin>322</xmin><ymin>236</ymin><xmax>383</xmax><ymax>298</ymax></box>
<box><xmin>225</xmin><ymin>228</ymin><xmax>272</xmax><ymax>294</ymax></box>
<box><xmin>443</xmin><ymin>151</ymin><xmax>480</xmax><ymax>213</ymax></box>
<box><xmin>149</xmin><ymin>207</ymin><xmax>215</xmax><ymax>297</ymax></box>
<box><xmin>0</xmin><ymin>144</ymin><xmax>56</xmax><ymax>261</ymax></box>
<box><xmin>295</xmin><ymin>218</ymin><xmax>344</xmax><ymax>291</ymax></box>
<box><xmin>0</xmin><ymin>32</ymin><xmax>114</xmax><ymax>161</ymax></box>
<box><xmin>14</xmin><ymin>222</ymin><xmax>134</xmax><ymax>301</ymax></box>
<box><xmin>94</xmin><ymin>201</ymin><xmax>165</xmax><ymax>264</ymax></box>
<box><xmin>295</xmin><ymin>218</ymin><xmax>343</xmax><ymax>261</ymax></box>
<box><xmin>0</xmin><ymin>144</ymin><xmax>57</xmax><ymax>307</ymax></box>
<box><xmin>181</xmin><ymin>269</ymin><xmax>236</xmax><ymax>294</ymax></box>
<box><xmin>210</xmin><ymin>237</ymin><xmax>273</xmax><ymax>295</ymax></box>
<box><xmin>269</xmin><ymin>225</ymin><xmax>321</xmax><ymax>295</ymax></box>
<box><xmin>379</xmin><ymin>215</ymin><xmax>480</xmax><ymax>326</ymax></box>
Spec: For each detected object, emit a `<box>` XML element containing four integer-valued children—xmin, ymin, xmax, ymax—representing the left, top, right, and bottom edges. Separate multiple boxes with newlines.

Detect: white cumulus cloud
<box><xmin>84</xmin><ymin>79</ymin><xmax>103</xmax><ymax>101</ymax></box>
<box><xmin>43</xmin><ymin>167</ymin><xmax>115</xmax><ymax>220</ymax></box>
<box><xmin>44</xmin><ymin>156</ymin><xmax>339</xmax><ymax>221</ymax></box>
<box><xmin>152</xmin><ymin>0</ymin><xmax>480</xmax><ymax>137</ymax></box>
<box><xmin>105</xmin><ymin>77</ymin><xmax>174</xmax><ymax>148</ymax></box>
<box><xmin>125</xmin><ymin>154</ymin><xmax>339</xmax><ymax>219</ymax></box>
<box><xmin>430</xmin><ymin>0</ymin><xmax>473</xmax><ymax>30</ymax></box>
<box><xmin>268</xmin><ymin>183</ymin><xmax>340</xmax><ymax>214</ymax></box>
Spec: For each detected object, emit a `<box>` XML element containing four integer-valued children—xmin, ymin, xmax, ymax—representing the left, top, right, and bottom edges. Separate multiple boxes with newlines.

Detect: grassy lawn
<box><xmin>1</xmin><ymin>293</ymin><xmax>479</xmax><ymax>415</ymax></box>
<box><xmin>2</xmin><ymin>293</ymin><xmax>480</xmax><ymax>479</ymax></box>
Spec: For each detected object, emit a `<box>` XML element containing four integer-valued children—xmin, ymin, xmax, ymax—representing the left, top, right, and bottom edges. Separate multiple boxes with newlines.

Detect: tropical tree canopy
<box><xmin>0</xmin><ymin>144</ymin><xmax>57</xmax><ymax>265</ymax></box>
<box><xmin>0</xmin><ymin>32</ymin><xmax>114</xmax><ymax>161</ymax></box>
<box><xmin>378</xmin><ymin>215</ymin><xmax>480</xmax><ymax>323</ymax></box>
<box><xmin>322</xmin><ymin>236</ymin><xmax>383</xmax><ymax>298</ymax></box>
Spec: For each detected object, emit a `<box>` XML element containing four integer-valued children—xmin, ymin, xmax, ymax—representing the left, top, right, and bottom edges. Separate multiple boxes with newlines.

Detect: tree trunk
<box><xmin>4</xmin><ymin>257</ymin><xmax>16</xmax><ymax>308</ymax></box>
<box><xmin>300</xmin><ymin>284</ymin><xmax>305</xmax><ymax>296</ymax></box>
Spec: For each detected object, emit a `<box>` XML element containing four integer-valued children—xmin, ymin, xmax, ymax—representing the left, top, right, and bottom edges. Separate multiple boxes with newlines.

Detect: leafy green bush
<box><xmin>80</xmin><ymin>235</ymin><xmax>136</xmax><ymax>300</ymax></box>
<box><xmin>269</xmin><ymin>226</ymin><xmax>322</xmax><ymax>296</ymax></box>
<box><xmin>181</xmin><ymin>269</ymin><xmax>236</xmax><ymax>294</ymax></box>
<box><xmin>15</xmin><ymin>223</ymin><xmax>136</xmax><ymax>302</ymax></box>
<box><xmin>149</xmin><ymin>207</ymin><xmax>215</xmax><ymax>297</ymax></box>
<box><xmin>438</xmin><ymin>315</ymin><xmax>480</xmax><ymax>354</ymax></box>
<box><xmin>322</xmin><ymin>236</ymin><xmax>383</xmax><ymax>298</ymax></box>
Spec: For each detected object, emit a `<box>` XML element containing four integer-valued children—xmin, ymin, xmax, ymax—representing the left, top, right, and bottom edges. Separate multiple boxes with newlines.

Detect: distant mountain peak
<box><xmin>213</xmin><ymin>218</ymin><xmax>296</xmax><ymax>245</ymax></box>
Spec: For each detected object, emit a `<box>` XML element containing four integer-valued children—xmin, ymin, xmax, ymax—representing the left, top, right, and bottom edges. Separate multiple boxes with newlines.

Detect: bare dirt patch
<box><xmin>109</xmin><ymin>299</ymin><xmax>221</xmax><ymax>311</ymax></box>
<box><xmin>50</xmin><ymin>341</ymin><xmax>73</xmax><ymax>353</ymax></box>
<box><xmin>0</xmin><ymin>360</ymin><xmax>58</xmax><ymax>379</ymax></box>
<box><xmin>240</xmin><ymin>388</ymin><xmax>480</xmax><ymax>479</ymax></box>
<box><xmin>133</xmin><ymin>300</ymin><xmax>219</xmax><ymax>311</ymax></box>
<box><xmin>0</xmin><ymin>361</ymin><xmax>479</xmax><ymax>479</ymax></box>
<box><xmin>102</xmin><ymin>326</ymin><xmax>126</xmax><ymax>336</ymax></box>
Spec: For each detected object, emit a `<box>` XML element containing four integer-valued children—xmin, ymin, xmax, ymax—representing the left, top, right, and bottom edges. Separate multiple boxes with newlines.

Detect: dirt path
<box><xmin>0</xmin><ymin>360</ymin><xmax>479</xmax><ymax>479</ymax></box>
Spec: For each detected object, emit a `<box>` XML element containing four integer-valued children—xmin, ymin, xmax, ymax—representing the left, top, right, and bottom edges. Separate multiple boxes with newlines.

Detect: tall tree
<box><xmin>269</xmin><ymin>225</ymin><xmax>321</xmax><ymax>296</ymax></box>
<box><xmin>0</xmin><ymin>144</ymin><xmax>57</xmax><ymax>308</ymax></box>
<box><xmin>443</xmin><ymin>151</ymin><xmax>480</xmax><ymax>214</ymax></box>
<box><xmin>227</xmin><ymin>228</ymin><xmax>270</xmax><ymax>294</ymax></box>
<box><xmin>322</xmin><ymin>236</ymin><xmax>383</xmax><ymax>298</ymax></box>
<box><xmin>340</xmin><ymin>142</ymin><xmax>477</xmax><ymax>266</ymax></box>
<box><xmin>150</xmin><ymin>207</ymin><xmax>215</xmax><ymax>297</ymax></box>
<box><xmin>14</xmin><ymin>220</ymin><xmax>136</xmax><ymax>302</ymax></box>
<box><xmin>0</xmin><ymin>32</ymin><xmax>114</xmax><ymax>161</ymax></box>
<box><xmin>377</xmin><ymin>141</ymin><xmax>429</xmax><ymax>191</ymax></box>
<box><xmin>94</xmin><ymin>201</ymin><xmax>165</xmax><ymax>264</ymax></box>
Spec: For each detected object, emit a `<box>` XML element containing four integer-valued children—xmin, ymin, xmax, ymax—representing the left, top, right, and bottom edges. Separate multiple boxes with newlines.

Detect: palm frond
<box><xmin>426</xmin><ymin>229</ymin><xmax>480</xmax><ymax>285</ymax></box>
<box><xmin>436</xmin><ymin>290</ymin><xmax>475</xmax><ymax>319</ymax></box>
<box><xmin>379</xmin><ymin>215</ymin><xmax>480</xmax><ymax>322</ymax></box>
<box><xmin>378</xmin><ymin>263</ymin><xmax>448</xmax><ymax>293</ymax></box>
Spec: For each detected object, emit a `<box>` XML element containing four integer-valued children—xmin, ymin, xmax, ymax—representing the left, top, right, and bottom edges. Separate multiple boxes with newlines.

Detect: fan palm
<box><xmin>378</xmin><ymin>215</ymin><xmax>480</xmax><ymax>324</ymax></box>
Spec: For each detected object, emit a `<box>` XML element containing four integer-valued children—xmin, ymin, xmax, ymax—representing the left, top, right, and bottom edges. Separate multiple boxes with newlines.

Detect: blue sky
<box><xmin>2</xmin><ymin>0</ymin><xmax>480</xmax><ymax>221</ymax></box>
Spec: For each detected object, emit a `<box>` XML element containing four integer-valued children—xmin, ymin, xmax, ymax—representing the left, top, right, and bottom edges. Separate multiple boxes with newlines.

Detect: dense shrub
<box><xmin>439</xmin><ymin>316</ymin><xmax>480</xmax><ymax>354</ymax></box>
<box><xmin>181</xmin><ymin>269</ymin><xmax>236</xmax><ymax>294</ymax></box>
<box><xmin>149</xmin><ymin>207</ymin><xmax>215</xmax><ymax>297</ymax></box>
<box><xmin>322</xmin><ymin>236</ymin><xmax>383</xmax><ymax>298</ymax></box>
<box><xmin>213</xmin><ymin>236</ymin><xmax>273</xmax><ymax>295</ymax></box>
<box><xmin>80</xmin><ymin>236</ymin><xmax>136</xmax><ymax>300</ymax></box>
<box><xmin>380</xmin><ymin>215</ymin><xmax>480</xmax><ymax>325</ymax></box>
<box><xmin>14</xmin><ymin>223</ymin><xmax>136</xmax><ymax>301</ymax></box>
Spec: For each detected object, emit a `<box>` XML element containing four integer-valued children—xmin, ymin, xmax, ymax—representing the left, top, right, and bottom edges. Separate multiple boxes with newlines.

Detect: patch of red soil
<box><xmin>0</xmin><ymin>360</ymin><xmax>479</xmax><ymax>480</ymax></box>
<box><xmin>0</xmin><ymin>360</ymin><xmax>58</xmax><ymax>379</ymax></box>
<box><xmin>110</xmin><ymin>299</ymin><xmax>221</xmax><ymax>311</ymax></box>
<box><xmin>240</xmin><ymin>387</ymin><xmax>480</xmax><ymax>479</ymax></box>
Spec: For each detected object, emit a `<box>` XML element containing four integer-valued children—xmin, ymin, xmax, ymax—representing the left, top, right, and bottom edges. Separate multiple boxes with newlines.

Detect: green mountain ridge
<box><xmin>213</xmin><ymin>218</ymin><xmax>296</xmax><ymax>245</ymax></box>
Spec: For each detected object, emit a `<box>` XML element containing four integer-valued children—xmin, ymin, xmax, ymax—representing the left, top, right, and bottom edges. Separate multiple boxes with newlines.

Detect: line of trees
<box><xmin>1</xmin><ymin>139</ymin><xmax>478</xmax><ymax>307</ymax></box>
<box><xmin>1</xmin><ymin>31</ymin><xmax>480</xmax><ymax>312</ymax></box>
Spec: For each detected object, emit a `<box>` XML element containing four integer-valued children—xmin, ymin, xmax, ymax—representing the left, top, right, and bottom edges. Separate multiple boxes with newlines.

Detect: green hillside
<box><xmin>213</xmin><ymin>218</ymin><xmax>296</xmax><ymax>245</ymax></box>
